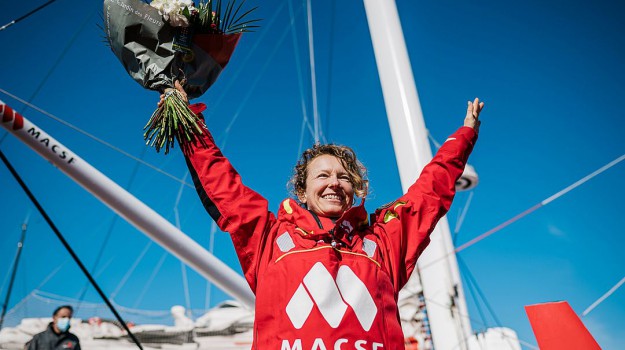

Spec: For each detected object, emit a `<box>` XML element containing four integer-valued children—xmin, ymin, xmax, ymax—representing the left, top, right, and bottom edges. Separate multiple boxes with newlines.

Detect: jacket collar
<box><xmin>277</xmin><ymin>198</ymin><xmax>369</xmax><ymax>240</ymax></box>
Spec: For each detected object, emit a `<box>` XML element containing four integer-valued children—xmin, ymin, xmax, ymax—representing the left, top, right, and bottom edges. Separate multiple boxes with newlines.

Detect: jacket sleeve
<box><xmin>374</xmin><ymin>126</ymin><xmax>477</xmax><ymax>292</ymax></box>
<box><xmin>73</xmin><ymin>335</ymin><xmax>82</xmax><ymax>350</ymax></box>
<box><xmin>182</xmin><ymin>103</ymin><xmax>275</xmax><ymax>292</ymax></box>
<box><xmin>25</xmin><ymin>333</ymin><xmax>39</xmax><ymax>350</ymax></box>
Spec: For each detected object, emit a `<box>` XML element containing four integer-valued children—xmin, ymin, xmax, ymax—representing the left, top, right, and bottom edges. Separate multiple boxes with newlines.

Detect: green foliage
<box><xmin>193</xmin><ymin>0</ymin><xmax>261</xmax><ymax>34</ymax></box>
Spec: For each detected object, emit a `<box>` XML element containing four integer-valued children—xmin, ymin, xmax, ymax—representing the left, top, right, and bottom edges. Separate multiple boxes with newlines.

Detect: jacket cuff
<box><xmin>189</xmin><ymin>103</ymin><xmax>207</xmax><ymax>115</ymax></box>
<box><xmin>456</xmin><ymin>126</ymin><xmax>478</xmax><ymax>144</ymax></box>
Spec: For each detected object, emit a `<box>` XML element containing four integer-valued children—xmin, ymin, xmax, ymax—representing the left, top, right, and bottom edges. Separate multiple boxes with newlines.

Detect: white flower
<box><xmin>168</xmin><ymin>12</ymin><xmax>190</xmax><ymax>27</ymax></box>
<box><xmin>150</xmin><ymin>0</ymin><xmax>196</xmax><ymax>27</ymax></box>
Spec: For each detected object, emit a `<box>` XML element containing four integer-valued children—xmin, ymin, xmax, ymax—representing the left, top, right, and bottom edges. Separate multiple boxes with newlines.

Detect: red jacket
<box><xmin>184</xmin><ymin>104</ymin><xmax>477</xmax><ymax>349</ymax></box>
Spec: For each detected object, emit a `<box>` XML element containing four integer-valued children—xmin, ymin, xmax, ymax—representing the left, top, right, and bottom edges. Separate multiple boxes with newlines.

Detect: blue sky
<box><xmin>1</xmin><ymin>0</ymin><xmax>624</xmax><ymax>348</ymax></box>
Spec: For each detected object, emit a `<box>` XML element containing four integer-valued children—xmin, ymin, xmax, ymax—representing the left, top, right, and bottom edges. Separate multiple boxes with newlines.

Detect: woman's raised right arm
<box><xmin>167</xmin><ymin>82</ymin><xmax>274</xmax><ymax>292</ymax></box>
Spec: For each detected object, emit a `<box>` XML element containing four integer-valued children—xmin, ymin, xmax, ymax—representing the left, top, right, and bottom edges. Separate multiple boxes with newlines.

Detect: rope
<box><xmin>180</xmin><ymin>261</ymin><xmax>192</xmax><ymax>314</ymax></box>
<box><xmin>19</xmin><ymin>6</ymin><xmax>98</xmax><ymax>118</ymax></box>
<box><xmin>173</xmin><ymin>172</ymin><xmax>190</xmax><ymax>228</ymax></box>
<box><xmin>422</xmin><ymin>295</ymin><xmax>539</xmax><ymax>350</ymax></box>
<box><xmin>0</xmin><ymin>219</ymin><xmax>28</xmax><ymax>331</ymax></box>
<box><xmin>218</xmin><ymin>2</ymin><xmax>305</xmax><ymax>149</ymax></box>
<box><xmin>75</xmin><ymin>147</ymin><xmax>149</xmax><ymax>309</ymax></box>
<box><xmin>110</xmin><ymin>243</ymin><xmax>153</xmax><ymax>300</ymax></box>
<box><xmin>306</xmin><ymin>0</ymin><xmax>322</xmax><ymax>144</ymax></box>
<box><xmin>36</xmin><ymin>262</ymin><xmax>67</xmax><ymax>291</ymax></box>
<box><xmin>297</xmin><ymin>115</ymin><xmax>308</xmax><ymax>160</ymax></box>
<box><xmin>205</xmin><ymin>221</ymin><xmax>219</xmax><ymax>309</ymax></box>
<box><xmin>133</xmin><ymin>252</ymin><xmax>167</xmax><ymax>309</ymax></box>
<box><xmin>457</xmin><ymin>257</ymin><xmax>488</xmax><ymax>330</ymax></box>
<box><xmin>288</xmin><ymin>0</ymin><xmax>316</xmax><ymax>156</ymax></box>
<box><xmin>427</xmin><ymin>129</ymin><xmax>443</xmax><ymax>149</ymax></box>
<box><xmin>323</xmin><ymin>1</ymin><xmax>337</xmax><ymax>141</ymax></box>
<box><xmin>457</xmin><ymin>255</ymin><xmax>503</xmax><ymax>327</ymax></box>
<box><xmin>453</xmin><ymin>191</ymin><xmax>474</xmax><ymax>244</ymax></box>
<box><xmin>173</xmin><ymin>172</ymin><xmax>192</xmax><ymax>314</ymax></box>
<box><xmin>31</xmin><ymin>290</ymin><xmax>171</xmax><ymax>318</ymax></box>
<box><xmin>0</xmin><ymin>215</ymin><xmax>30</xmax><ymax>300</ymax></box>
<box><xmin>0</xmin><ymin>149</ymin><xmax>143</xmax><ymax>349</ymax></box>
<box><xmin>0</xmin><ymin>3</ymin><xmax>95</xmax><ymax>147</ymax></box>
<box><xmin>582</xmin><ymin>275</ymin><xmax>625</xmax><ymax>317</ymax></box>
<box><xmin>419</xmin><ymin>152</ymin><xmax>625</xmax><ymax>272</ymax></box>
<box><xmin>207</xmin><ymin>0</ymin><xmax>290</xmax><ymax>121</ymax></box>
<box><xmin>0</xmin><ymin>0</ymin><xmax>58</xmax><ymax>31</ymax></box>
<box><xmin>456</xmin><ymin>152</ymin><xmax>625</xmax><ymax>253</ymax></box>
<box><xmin>93</xmin><ymin>257</ymin><xmax>115</xmax><ymax>279</ymax></box>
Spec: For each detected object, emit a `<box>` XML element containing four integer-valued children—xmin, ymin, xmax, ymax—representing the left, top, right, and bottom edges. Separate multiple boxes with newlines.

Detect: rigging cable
<box><xmin>114</xmin><ymin>171</ymin><xmax>197</xmax><ymax>311</ymax></box>
<box><xmin>582</xmin><ymin>275</ymin><xmax>625</xmax><ymax>317</ymax></box>
<box><xmin>0</xmin><ymin>213</ymin><xmax>30</xmax><ymax>299</ymax></box>
<box><xmin>422</xmin><ymin>296</ymin><xmax>538</xmax><ymax>350</ymax></box>
<box><xmin>19</xmin><ymin>6</ymin><xmax>96</xmax><ymax>116</ymax></box>
<box><xmin>110</xmin><ymin>243</ymin><xmax>153</xmax><ymax>300</ymax></box>
<box><xmin>1</xmin><ymin>263</ymin><xmax>69</xmax><ymax>323</ymax></box>
<box><xmin>456</xmin><ymin>152</ymin><xmax>625</xmax><ymax>252</ymax></box>
<box><xmin>0</xmin><ymin>149</ymin><xmax>144</xmax><ymax>350</ymax></box>
<box><xmin>453</xmin><ymin>191</ymin><xmax>474</xmax><ymax>245</ymax></box>
<box><xmin>0</xmin><ymin>0</ymin><xmax>58</xmax><ymax>31</ymax></box>
<box><xmin>0</xmin><ymin>3</ymin><xmax>97</xmax><ymax>146</ymax></box>
<box><xmin>174</xmin><ymin>172</ymin><xmax>193</xmax><ymax>314</ymax></box>
<box><xmin>133</xmin><ymin>253</ymin><xmax>168</xmax><ymax>309</ymax></box>
<box><xmin>205</xmin><ymin>221</ymin><xmax>219</xmax><ymax>309</ymax></box>
<box><xmin>287</xmin><ymin>0</ymin><xmax>316</xmax><ymax>157</ymax></box>
<box><xmin>427</xmin><ymin>129</ymin><xmax>442</xmax><ymax>149</ymax></box>
<box><xmin>420</xmin><ymin>152</ymin><xmax>625</xmax><ymax>270</ymax></box>
<box><xmin>207</xmin><ymin>0</ymin><xmax>292</xmax><ymax>120</ymax></box>
<box><xmin>0</xmin><ymin>216</ymin><xmax>29</xmax><ymax>331</ymax></box>
<box><xmin>93</xmin><ymin>257</ymin><xmax>115</xmax><ymax>280</ymax></box>
<box><xmin>36</xmin><ymin>262</ymin><xmax>68</xmax><ymax>292</ymax></box>
<box><xmin>305</xmin><ymin>0</ymin><xmax>323</xmax><ymax>144</ymax></box>
<box><xmin>218</xmin><ymin>3</ymin><xmax>306</xmax><ymax>149</ymax></box>
<box><xmin>457</xmin><ymin>255</ymin><xmax>503</xmax><ymax>328</ymax></box>
<box><xmin>323</xmin><ymin>0</ymin><xmax>337</xmax><ymax>140</ymax></box>
<box><xmin>457</xmin><ymin>257</ymin><xmax>488</xmax><ymax>331</ymax></box>
<box><xmin>75</xmin><ymin>147</ymin><xmax>149</xmax><ymax>308</ymax></box>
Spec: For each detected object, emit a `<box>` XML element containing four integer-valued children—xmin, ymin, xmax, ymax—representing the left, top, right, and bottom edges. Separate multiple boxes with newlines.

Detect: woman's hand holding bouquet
<box><xmin>104</xmin><ymin>0</ymin><xmax>258</xmax><ymax>153</ymax></box>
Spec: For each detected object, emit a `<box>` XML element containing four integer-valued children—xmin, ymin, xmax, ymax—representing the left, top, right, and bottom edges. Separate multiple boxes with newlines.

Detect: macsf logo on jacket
<box><xmin>282</xmin><ymin>262</ymin><xmax>384</xmax><ymax>350</ymax></box>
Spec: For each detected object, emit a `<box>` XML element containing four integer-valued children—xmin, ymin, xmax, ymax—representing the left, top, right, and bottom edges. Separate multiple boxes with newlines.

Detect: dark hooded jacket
<box><xmin>26</xmin><ymin>322</ymin><xmax>81</xmax><ymax>350</ymax></box>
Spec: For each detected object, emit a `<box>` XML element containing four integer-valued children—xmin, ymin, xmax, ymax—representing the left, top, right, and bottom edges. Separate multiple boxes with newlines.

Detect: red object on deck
<box><xmin>404</xmin><ymin>336</ymin><xmax>419</xmax><ymax>350</ymax></box>
<box><xmin>525</xmin><ymin>301</ymin><xmax>601</xmax><ymax>350</ymax></box>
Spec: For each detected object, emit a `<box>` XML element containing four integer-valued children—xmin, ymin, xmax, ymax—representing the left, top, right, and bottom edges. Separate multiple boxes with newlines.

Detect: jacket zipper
<box><xmin>307</xmin><ymin>210</ymin><xmax>339</xmax><ymax>248</ymax></box>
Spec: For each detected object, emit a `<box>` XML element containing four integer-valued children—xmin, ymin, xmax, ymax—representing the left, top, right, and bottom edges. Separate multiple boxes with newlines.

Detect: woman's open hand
<box><xmin>464</xmin><ymin>97</ymin><xmax>484</xmax><ymax>133</ymax></box>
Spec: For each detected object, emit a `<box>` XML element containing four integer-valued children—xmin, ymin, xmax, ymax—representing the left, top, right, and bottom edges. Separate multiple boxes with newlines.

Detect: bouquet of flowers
<box><xmin>104</xmin><ymin>0</ymin><xmax>258</xmax><ymax>153</ymax></box>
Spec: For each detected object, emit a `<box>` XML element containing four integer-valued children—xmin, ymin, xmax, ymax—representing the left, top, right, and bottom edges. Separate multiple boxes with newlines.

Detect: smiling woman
<box><xmin>172</xmin><ymin>73</ymin><xmax>484</xmax><ymax>348</ymax></box>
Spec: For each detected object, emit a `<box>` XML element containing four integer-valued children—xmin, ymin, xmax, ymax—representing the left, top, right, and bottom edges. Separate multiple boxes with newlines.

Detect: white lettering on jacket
<box><xmin>281</xmin><ymin>338</ymin><xmax>383</xmax><ymax>350</ymax></box>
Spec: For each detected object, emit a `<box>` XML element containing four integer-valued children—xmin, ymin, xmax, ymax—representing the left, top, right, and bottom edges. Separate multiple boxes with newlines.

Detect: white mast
<box><xmin>362</xmin><ymin>1</ymin><xmax>472</xmax><ymax>349</ymax></box>
<box><xmin>0</xmin><ymin>101</ymin><xmax>256</xmax><ymax>309</ymax></box>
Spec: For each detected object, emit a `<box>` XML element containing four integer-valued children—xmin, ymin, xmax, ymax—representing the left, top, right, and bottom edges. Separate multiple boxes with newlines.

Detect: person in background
<box><xmin>26</xmin><ymin>305</ymin><xmax>81</xmax><ymax>350</ymax></box>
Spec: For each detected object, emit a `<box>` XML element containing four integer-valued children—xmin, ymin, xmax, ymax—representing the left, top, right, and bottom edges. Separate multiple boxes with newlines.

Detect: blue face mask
<box><xmin>56</xmin><ymin>317</ymin><xmax>70</xmax><ymax>333</ymax></box>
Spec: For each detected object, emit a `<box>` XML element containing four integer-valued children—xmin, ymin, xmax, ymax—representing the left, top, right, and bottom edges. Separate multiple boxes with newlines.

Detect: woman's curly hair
<box><xmin>289</xmin><ymin>144</ymin><xmax>368</xmax><ymax>202</ymax></box>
